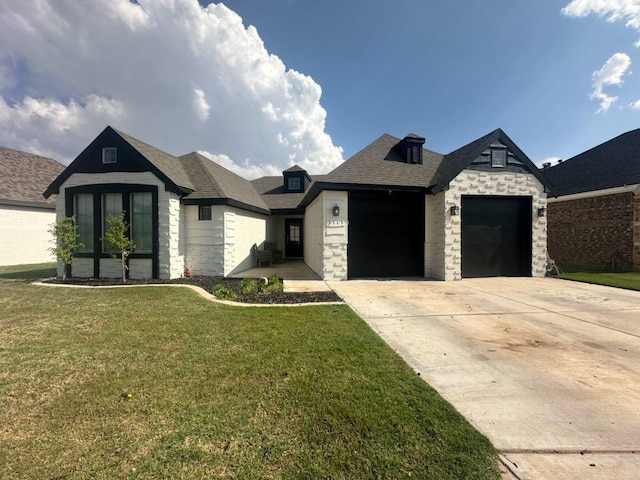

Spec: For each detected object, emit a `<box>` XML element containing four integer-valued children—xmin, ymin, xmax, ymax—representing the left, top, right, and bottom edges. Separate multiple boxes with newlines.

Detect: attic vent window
<box><xmin>490</xmin><ymin>149</ymin><xmax>507</xmax><ymax>168</ymax></box>
<box><xmin>406</xmin><ymin>145</ymin><xmax>423</xmax><ymax>164</ymax></box>
<box><xmin>102</xmin><ymin>147</ymin><xmax>117</xmax><ymax>164</ymax></box>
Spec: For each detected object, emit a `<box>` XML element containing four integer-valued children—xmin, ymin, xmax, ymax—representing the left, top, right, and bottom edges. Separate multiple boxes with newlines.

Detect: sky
<box><xmin>0</xmin><ymin>0</ymin><xmax>638</xmax><ymax>178</ymax></box>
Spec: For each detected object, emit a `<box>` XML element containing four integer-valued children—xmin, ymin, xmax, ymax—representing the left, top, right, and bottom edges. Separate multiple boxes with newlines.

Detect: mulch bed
<box><xmin>43</xmin><ymin>275</ymin><xmax>342</xmax><ymax>305</ymax></box>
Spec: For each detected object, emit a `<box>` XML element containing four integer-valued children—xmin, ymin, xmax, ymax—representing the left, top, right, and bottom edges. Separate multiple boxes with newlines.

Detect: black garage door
<box><xmin>348</xmin><ymin>190</ymin><xmax>424</xmax><ymax>278</ymax></box>
<box><xmin>461</xmin><ymin>196</ymin><xmax>532</xmax><ymax>278</ymax></box>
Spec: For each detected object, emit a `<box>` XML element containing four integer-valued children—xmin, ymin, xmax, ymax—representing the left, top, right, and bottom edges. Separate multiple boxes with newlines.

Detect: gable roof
<box><xmin>0</xmin><ymin>146</ymin><xmax>65</xmax><ymax>208</ymax></box>
<box><xmin>431</xmin><ymin>128</ymin><xmax>551</xmax><ymax>193</ymax></box>
<box><xmin>542</xmin><ymin>128</ymin><xmax>640</xmax><ymax>197</ymax></box>
<box><xmin>45</xmin><ymin>126</ymin><xmax>194</xmax><ymax>197</ymax></box>
<box><xmin>179</xmin><ymin>152</ymin><xmax>269</xmax><ymax>214</ymax></box>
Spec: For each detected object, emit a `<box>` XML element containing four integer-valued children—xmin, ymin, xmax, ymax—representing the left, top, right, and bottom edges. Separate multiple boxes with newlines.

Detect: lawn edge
<box><xmin>31</xmin><ymin>281</ymin><xmax>344</xmax><ymax>308</ymax></box>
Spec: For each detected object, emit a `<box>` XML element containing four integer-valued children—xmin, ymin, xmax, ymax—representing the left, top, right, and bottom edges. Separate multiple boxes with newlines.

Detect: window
<box><xmin>74</xmin><ymin>194</ymin><xmax>94</xmax><ymax>253</ymax></box>
<box><xmin>102</xmin><ymin>193</ymin><xmax>123</xmax><ymax>252</ymax></box>
<box><xmin>131</xmin><ymin>193</ymin><xmax>153</xmax><ymax>253</ymax></box>
<box><xmin>491</xmin><ymin>149</ymin><xmax>507</xmax><ymax>168</ymax></box>
<box><xmin>102</xmin><ymin>147</ymin><xmax>117</xmax><ymax>164</ymax></box>
<box><xmin>288</xmin><ymin>177</ymin><xmax>301</xmax><ymax>191</ymax></box>
<box><xmin>199</xmin><ymin>205</ymin><xmax>212</xmax><ymax>221</ymax></box>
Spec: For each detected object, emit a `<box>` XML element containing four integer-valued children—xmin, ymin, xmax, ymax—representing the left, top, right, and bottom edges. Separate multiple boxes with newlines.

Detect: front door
<box><xmin>285</xmin><ymin>218</ymin><xmax>303</xmax><ymax>258</ymax></box>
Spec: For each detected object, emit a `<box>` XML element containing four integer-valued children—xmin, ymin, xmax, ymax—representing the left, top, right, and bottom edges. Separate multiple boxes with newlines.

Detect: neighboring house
<box><xmin>45</xmin><ymin>126</ymin><xmax>551</xmax><ymax>281</ymax></box>
<box><xmin>0</xmin><ymin>147</ymin><xmax>65</xmax><ymax>266</ymax></box>
<box><xmin>543</xmin><ymin>129</ymin><xmax>640</xmax><ymax>271</ymax></box>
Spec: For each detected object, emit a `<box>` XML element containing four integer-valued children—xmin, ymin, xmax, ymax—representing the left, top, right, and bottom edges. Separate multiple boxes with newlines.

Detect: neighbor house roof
<box><xmin>0</xmin><ymin>146</ymin><xmax>65</xmax><ymax>208</ymax></box>
<box><xmin>542</xmin><ymin>128</ymin><xmax>640</xmax><ymax>197</ymax></box>
<box><xmin>179</xmin><ymin>152</ymin><xmax>270</xmax><ymax>214</ymax></box>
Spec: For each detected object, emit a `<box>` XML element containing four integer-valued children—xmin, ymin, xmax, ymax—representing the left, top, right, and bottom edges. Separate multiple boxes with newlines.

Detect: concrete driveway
<box><xmin>328</xmin><ymin>277</ymin><xmax>640</xmax><ymax>479</ymax></box>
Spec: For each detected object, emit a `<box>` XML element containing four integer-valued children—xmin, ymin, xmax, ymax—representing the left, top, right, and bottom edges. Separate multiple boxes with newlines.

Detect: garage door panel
<box><xmin>462</xmin><ymin>196</ymin><xmax>531</xmax><ymax>278</ymax></box>
<box><xmin>348</xmin><ymin>191</ymin><xmax>424</xmax><ymax>278</ymax></box>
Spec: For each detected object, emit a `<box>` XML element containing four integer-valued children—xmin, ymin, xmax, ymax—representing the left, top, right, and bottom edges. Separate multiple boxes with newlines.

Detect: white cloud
<box><xmin>535</xmin><ymin>156</ymin><xmax>562</xmax><ymax>168</ymax></box>
<box><xmin>630</xmin><ymin>99</ymin><xmax>640</xmax><ymax>109</ymax></box>
<box><xmin>0</xmin><ymin>0</ymin><xmax>343</xmax><ymax>175</ymax></box>
<box><xmin>562</xmin><ymin>0</ymin><xmax>640</xmax><ymax>31</ymax></box>
<box><xmin>590</xmin><ymin>52</ymin><xmax>631</xmax><ymax>112</ymax></box>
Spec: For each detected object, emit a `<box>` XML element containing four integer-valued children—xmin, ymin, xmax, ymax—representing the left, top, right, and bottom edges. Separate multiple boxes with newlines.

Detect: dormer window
<box><xmin>288</xmin><ymin>177</ymin><xmax>301</xmax><ymax>191</ymax></box>
<box><xmin>102</xmin><ymin>147</ymin><xmax>117</xmax><ymax>164</ymax></box>
<box><xmin>399</xmin><ymin>134</ymin><xmax>425</xmax><ymax>164</ymax></box>
<box><xmin>490</xmin><ymin>149</ymin><xmax>507</xmax><ymax>168</ymax></box>
<box><xmin>283</xmin><ymin>165</ymin><xmax>310</xmax><ymax>193</ymax></box>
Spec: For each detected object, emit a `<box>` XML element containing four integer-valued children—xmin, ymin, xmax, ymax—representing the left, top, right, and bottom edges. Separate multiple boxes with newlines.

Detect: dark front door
<box><xmin>461</xmin><ymin>196</ymin><xmax>532</xmax><ymax>278</ymax></box>
<box><xmin>285</xmin><ymin>218</ymin><xmax>303</xmax><ymax>258</ymax></box>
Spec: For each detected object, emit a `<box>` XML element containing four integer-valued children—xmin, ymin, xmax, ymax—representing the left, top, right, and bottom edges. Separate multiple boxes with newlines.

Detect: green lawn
<box><xmin>561</xmin><ymin>269</ymin><xmax>640</xmax><ymax>292</ymax></box>
<box><xmin>0</xmin><ymin>267</ymin><xmax>499</xmax><ymax>479</ymax></box>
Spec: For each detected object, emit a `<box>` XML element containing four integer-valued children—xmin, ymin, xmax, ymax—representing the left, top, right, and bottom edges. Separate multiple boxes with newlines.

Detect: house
<box><xmin>0</xmin><ymin>147</ymin><xmax>65</xmax><ymax>266</ymax></box>
<box><xmin>45</xmin><ymin>126</ymin><xmax>551</xmax><ymax>281</ymax></box>
<box><xmin>543</xmin><ymin>129</ymin><xmax>640</xmax><ymax>271</ymax></box>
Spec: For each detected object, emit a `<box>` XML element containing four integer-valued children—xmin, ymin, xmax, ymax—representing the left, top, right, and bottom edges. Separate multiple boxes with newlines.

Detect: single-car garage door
<box><xmin>348</xmin><ymin>190</ymin><xmax>424</xmax><ymax>278</ymax></box>
<box><xmin>461</xmin><ymin>196</ymin><xmax>532</xmax><ymax>278</ymax></box>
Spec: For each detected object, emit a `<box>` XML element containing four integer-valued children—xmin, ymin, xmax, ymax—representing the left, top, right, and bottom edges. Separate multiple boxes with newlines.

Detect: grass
<box><xmin>0</xmin><ymin>262</ymin><xmax>56</xmax><ymax>279</ymax></box>
<box><xmin>0</xmin><ymin>265</ymin><xmax>499</xmax><ymax>479</ymax></box>
<box><xmin>561</xmin><ymin>267</ymin><xmax>640</xmax><ymax>292</ymax></box>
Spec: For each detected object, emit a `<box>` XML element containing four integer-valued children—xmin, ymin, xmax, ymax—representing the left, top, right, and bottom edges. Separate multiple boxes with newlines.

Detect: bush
<box><xmin>267</xmin><ymin>275</ymin><xmax>283</xmax><ymax>292</ymax></box>
<box><xmin>211</xmin><ymin>284</ymin><xmax>236</xmax><ymax>300</ymax></box>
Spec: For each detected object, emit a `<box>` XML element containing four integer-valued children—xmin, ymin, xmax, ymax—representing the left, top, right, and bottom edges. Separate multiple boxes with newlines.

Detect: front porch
<box><xmin>229</xmin><ymin>259</ymin><xmax>320</xmax><ymax>280</ymax></box>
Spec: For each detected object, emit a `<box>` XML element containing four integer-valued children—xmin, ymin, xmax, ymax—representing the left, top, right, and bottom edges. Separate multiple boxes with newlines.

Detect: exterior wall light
<box><xmin>450</xmin><ymin>205</ymin><xmax>460</xmax><ymax>216</ymax></box>
<box><xmin>537</xmin><ymin>207</ymin><xmax>547</xmax><ymax>217</ymax></box>
<box><xmin>333</xmin><ymin>204</ymin><xmax>340</xmax><ymax>216</ymax></box>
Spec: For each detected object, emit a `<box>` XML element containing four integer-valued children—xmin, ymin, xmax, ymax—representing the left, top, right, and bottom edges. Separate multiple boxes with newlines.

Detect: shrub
<box><xmin>267</xmin><ymin>275</ymin><xmax>283</xmax><ymax>292</ymax></box>
<box><xmin>212</xmin><ymin>284</ymin><xmax>236</xmax><ymax>300</ymax></box>
<box><xmin>240</xmin><ymin>278</ymin><xmax>257</xmax><ymax>294</ymax></box>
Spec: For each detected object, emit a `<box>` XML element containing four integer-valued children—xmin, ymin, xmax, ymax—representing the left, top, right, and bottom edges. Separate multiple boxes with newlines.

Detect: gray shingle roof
<box><xmin>0</xmin><ymin>146</ymin><xmax>65</xmax><ymax>207</ymax></box>
<box><xmin>325</xmin><ymin>134</ymin><xmax>444</xmax><ymax>188</ymax></box>
<box><xmin>113</xmin><ymin>128</ymin><xmax>194</xmax><ymax>192</ymax></box>
<box><xmin>179</xmin><ymin>152</ymin><xmax>269</xmax><ymax>213</ymax></box>
<box><xmin>252</xmin><ymin>175</ymin><xmax>328</xmax><ymax>210</ymax></box>
<box><xmin>542</xmin><ymin>128</ymin><xmax>640</xmax><ymax>197</ymax></box>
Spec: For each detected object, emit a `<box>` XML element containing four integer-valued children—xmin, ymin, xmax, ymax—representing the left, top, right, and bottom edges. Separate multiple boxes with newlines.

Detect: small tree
<box><xmin>49</xmin><ymin>217</ymin><xmax>83</xmax><ymax>281</ymax></box>
<box><xmin>102</xmin><ymin>213</ymin><xmax>135</xmax><ymax>283</ymax></box>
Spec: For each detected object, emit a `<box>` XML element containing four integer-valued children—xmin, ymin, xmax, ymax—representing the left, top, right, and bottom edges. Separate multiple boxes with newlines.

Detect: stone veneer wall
<box><xmin>323</xmin><ymin>191</ymin><xmax>348</xmax><ymax>281</ymax></box>
<box><xmin>304</xmin><ymin>191</ymin><xmax>348</xmax><ymax>281</ymax></box>
<box><xmin>56</xmin><ymin>172</ymin><xmax>184</xmax><ymax>279</ymax></box>
<box><xmin>424</xmin><ymin>193</ymin><xmax>446</xmax><ymax>280</ymax></box>
<box><xmin>444</xmin><ymin>170</ymin><xmax>547</xmax><ymax>281</ymax></box>
<box><xmin>224</xmin><ymin>208</ymin><xmax>267</xmax><ymax>276</ymax></box>
<box><xmin>547</xmin><ymin>192</ymin><xmax>635</xmax><ymax>271</ymax></box>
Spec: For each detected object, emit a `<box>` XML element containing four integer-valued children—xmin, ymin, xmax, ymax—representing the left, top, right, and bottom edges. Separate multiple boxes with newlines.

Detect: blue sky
<box><xmin>220</xmin><ymin>0</ymin><xmax>640</xmax><ymax>163</ymax></box>
<box><xmin>0</xmin><ymin>0</ymin><xmax>638</xmax><ymax>176</ymax></box>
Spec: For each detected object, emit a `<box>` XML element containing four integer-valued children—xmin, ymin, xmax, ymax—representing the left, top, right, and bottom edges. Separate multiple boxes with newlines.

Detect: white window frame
<box><xmin>102</xmin><ymin>147</ymin><xmax>117</xmax><ymax>164</ymax></box>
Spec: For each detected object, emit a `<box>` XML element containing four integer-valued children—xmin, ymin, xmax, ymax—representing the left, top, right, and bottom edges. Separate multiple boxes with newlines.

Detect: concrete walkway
<box><xmin>328</xmin><ymin>277</ymin><xmax>640</xmax><ymax>479</ymax></box>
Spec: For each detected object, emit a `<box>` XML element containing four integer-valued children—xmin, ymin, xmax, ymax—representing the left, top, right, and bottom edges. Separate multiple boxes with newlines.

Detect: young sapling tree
<box><xmin>102</xmin><ymin>213</ymin><xmax>135</xmax><ymax>283</ymax></box>
<box><xmin>49</xmin><ymin>216</ymin><xmax>83</xmax><ymax>281</ymax></box>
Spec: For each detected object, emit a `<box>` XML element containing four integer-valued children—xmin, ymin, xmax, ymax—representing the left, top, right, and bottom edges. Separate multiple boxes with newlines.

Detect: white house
<box><xmin>0</xmin><ymin>147</ymin><xmax>65</xmax><ymax>266</ymax></box>
<box><xmin>45</xmin><ymin>126</ymin><xmax>551</xmax><ymax>280</ymax></box>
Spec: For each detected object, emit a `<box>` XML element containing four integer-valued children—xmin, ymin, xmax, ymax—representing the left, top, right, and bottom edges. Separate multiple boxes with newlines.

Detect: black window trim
<box><xmin>198</xmin><ymin>205</ymin><xmax>212</xmax><ymax>221</ymax></box>
<box><xmin>65</xmin><ymin>184</ymin><xmax>159</xmax><ymax>278</ymax></box>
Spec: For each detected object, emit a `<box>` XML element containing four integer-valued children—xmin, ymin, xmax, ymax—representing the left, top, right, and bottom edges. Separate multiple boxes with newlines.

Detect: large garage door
<box><xmin>348</xmin><ymin>190</ymin><xmax>424</xmax><ymax>278</ymax></box>
<box><xmin>461</xmin><ymin>196</ymin><xmax>532</xmax><ymax>278</ymax></box>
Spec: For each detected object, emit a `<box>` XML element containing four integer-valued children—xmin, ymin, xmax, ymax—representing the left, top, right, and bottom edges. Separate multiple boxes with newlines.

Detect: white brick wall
<box><xmin>424</xmin><ymin>193</ymin><xmax>446</xmax><ymax>280</ymax></box>
<box><xmin>225</xmin><ymin>207</ymin><xmax>267</xmax><ymax>276</ymax></box>
<box><xmin>304</xmin><ymin>195</ymin><xmax>324</xmax><ymax>276</ymax></box>
<box><xmin>185</xmin><ymin>204</ymin><xmax>225</xmax><ymax>276</ymax></box>
<box><xmin>185</xmin><ymin>205</ymin><xmax>266</xmax><ymax>277</ymax></box>
<box><xmin>443</xmin><ymin>170</ymin><xmax>547</xmax><ymax>280</ymax></box>
<box><xmin>0</xmin><ymin>204</ymin><xmax>57</xmax><ymax>266</ymax></box>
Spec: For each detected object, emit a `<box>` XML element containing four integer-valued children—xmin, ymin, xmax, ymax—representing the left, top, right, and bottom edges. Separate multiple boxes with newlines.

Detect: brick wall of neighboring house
<box><xmin>547</xmin><ymin>192</ymin><xmax>635</xmax><ymax>271</ymax></box>
<box><xmin>635</xmin><ymin>193</ymin><xmax>640</xmax><ymax>271</ymax></box>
